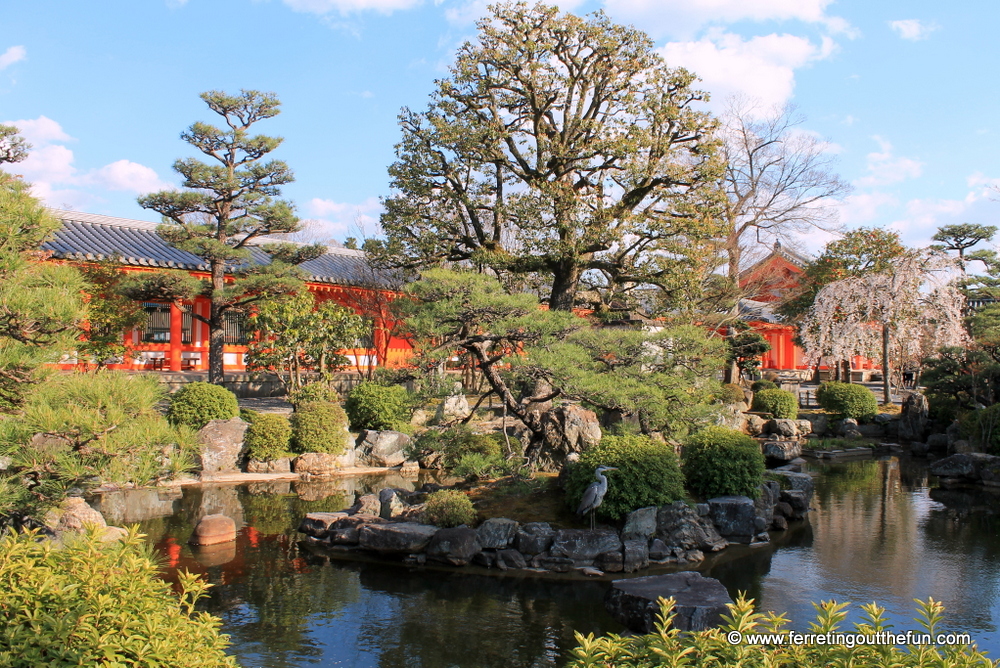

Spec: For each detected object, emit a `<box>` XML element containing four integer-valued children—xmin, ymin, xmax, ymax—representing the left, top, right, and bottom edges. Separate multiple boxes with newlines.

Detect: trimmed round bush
<box><xmin>683</xmin><ymin>426</ymin><xmax>765</xmax><ymax>500</ymax></box>
<box><xmin>244</xmin><ymin>412</ymin><xmax>292</xmax><ymax>461</ymax></box>
<box><xmin>0</xmin><ymin>527</ymin><xmax>238</xmax><ymax>667</ymax></box>
<box><xmin>718</xmin><ymin>383</ymin><xmax>747</xmax><ymax>405</ymax></box>
<box><xmin>960</xmin><ymin>404</ymin><xmax>1000</xmax><ymax>455</ymax></box>
<box><xmin>167</xmin><ymin>382</ymin><xmax>238</xmax><ymax>429</ymax></box>
<box><xmin>423</xmin><ymin>490</ymin><xmax>477</xmax><ymax>527</ymax></box>
<box><xmin>816</xmin><ymin>381</ymin><xmax>878</xmax><ymax>421</ymax></box>
<box><xmin>289</xmin><ymin>383</ymin><xmax>340</xmax><ymax>408</ymax></box>
<box><xmin>344</xmin><ymin>382</ymin><xmax>410</xmax><ymax>431</ymax></box>
<box><xmin>415</xmin><ymin>425</ymin><xmax>503</xmax><ymax>467</ymax></box>
<box><xmin>751</xmin><ymin>379</ymin><xmax>778</xmax><ymax>392</ymax></box>
<box><xmin>751</xmin><ymin>388</ymin><xmax>798</xmax><ymax>419</ymax></box>
<box><xmin>290</xmin><ymin>401</ymin><xmax>349</xmax><ymax>455</ymax></box>
<box><xmin>564</xmin><ymin>434</ymin><xmax>686</xmax><ymax>521</ymax></box>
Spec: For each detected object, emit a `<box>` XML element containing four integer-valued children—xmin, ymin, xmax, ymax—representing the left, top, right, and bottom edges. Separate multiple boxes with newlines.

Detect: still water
<box><xmin>94</xmin><ymin>457</ymin><xmax>1000</xmax><ymax>667</ymax></box>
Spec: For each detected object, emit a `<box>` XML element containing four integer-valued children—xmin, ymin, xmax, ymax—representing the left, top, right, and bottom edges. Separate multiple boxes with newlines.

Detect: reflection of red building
<box><xmin>43</xmin><ymin>210</ymin><xmax>411</xmax><ymax>373</ymax></box>
<box><xmin>738</xmin><ymin>242</ymin><xmax>809</xmax><ymax>371</ymax></box>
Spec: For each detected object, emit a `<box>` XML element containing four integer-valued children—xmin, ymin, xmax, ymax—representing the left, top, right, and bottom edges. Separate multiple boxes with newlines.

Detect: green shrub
<box><xmin>244</xmin><ymin>412</ymin><xmax>292</xmax><ymax>461</ymax></box>
<box><xmin>344</xmin><ymin>382</ymin><xmax>410</xmax><ymax>431</ymax></box>
<box><xmin>423</xmin><ymin>489</ymin><xmax>477</xmax><ymax>527</ymax></box>
<box><xmin>167</xmin><ymin>382</ymin><xmax>239</xmax><ymax>429</ymax></box>
<box><xmin>452</xmin><ymin>452</ymin><xmax>509</xmax><ymax>480</ymax></box>
<box><xmin>0</xmin><ymin>527</ymin><xmax>238</xmax><ymax>667</ymax></box>
<box><xmin>751</xmin><ymin>379</ymin><xmax>778</xmax><ymax>392</ymax></box>
<box><xmin>566</xmin><ymin>595</ymin><xmax>993</xmax><ymax>668</ymax></box>
<box><xmin>288</xmin><ymin>383</ymin><xmax>340</xmax><ymax>408</ymax></box>
<box><xmin>718</xmin><ymin>383</ymin><xmax>747</xmax><ymax>405</ymax></box>
<box><xmin>816</xmin><ymin>381</ymin><xmax>878</xmax><ymax>420</ymax></box>
<box><xmin>414</xmin><ymin>425</ymin><xmax>503</xmax><ymax>467</ymax></box>
<box><xmin>239</xmin><ymin>407</ymin><xmax>260</xmax><ymax>423</ymax></box>
<box><xmin>683</xmin><ymin>426</ymin><xmax>765</xmax><ymax>499</ymax></box>
<box><xmin>564</xmin><ymin>434</ymin><xmax>685</xmax><ymax>521</ymax></box>
<box><xmin>751</xmin><ymin>388</ymin><xmax>798</xmax><ymax>419</ymax></box>
<box><xmin>290</xmin><ymin>401</ymin><xmax>349</xmax><ymax>454</ymax></box>
<box><xmin>960</xmin><ymin>404</ymin><xmax>1000</xmax><ymax>455</ymax></box>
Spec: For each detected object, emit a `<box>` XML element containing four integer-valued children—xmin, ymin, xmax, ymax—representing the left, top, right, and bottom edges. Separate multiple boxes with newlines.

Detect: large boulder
<box><xmin>655</xmin><ymin>502</ymin><xmax>727</xmax><ymax>552</ymax></box>
<box><xmin>246</xmin><ymin>458</ymin><xmax>292</xmax><ymax>474</ymax></box>
<box><xmin>622</xmin><ymin>506</ymin><xmax>658</xmax><ymax>540</ymax></box>
<box><xmin>746</xmin><ymin>414</ymin><xmax>767</xmax><ymax>437</ymax></box>
<box><xmin>298</xmin><ymin>511</ymin><xmax>350</xmax><ymax>538</ymax></box>
<box><xmin>930</xmin><ymin>453</ymin><xmax>1000</xmax><ymax>482</ymax></box>
<box><xmin>46</xmin><ymin>497</ymin><xmax>126</xmax><ymax>542</ymax></box>
<box><xmin>779</xmin><ymin>490</ymin><xmax>810</xmax><ymax>519</ymax></box>
<box><xmin>435</xmin><ymin>394</ymin><xmax>471</xmax><ymax>422</ymax></box>
<box><xmin>716</xmin><ymin>406</ymin><xmax>749</xmax><ymax>433</ymax></box>
<box><xmin>755</xmin><ymin>481</ymin><xmax>780</xmax><ymax>528</ymax></box>
<box><xmin>549</xmin><ymin>529</ymin><xmax>622</xmax><ymax>564</ymax></box>
<box><xmin>767</xmin><ymin>470</ymin><xmax>815</xmax><ymax>504</ymax></box>
<box><xmin>707</xmin><ymin>496</ymin><xmax>758</xmax><ymax>544</ymax></box>
<box><xmin>763</xmin><ymin>440</ymin><xmax>802</xmax><ymax>463</ymax></box>
<box><xmin>189</xmin><ymin>514</ymin><xmax>236</xmax><ymax>546</ymax></box>
<box><xmin>533</xmin><ymin>405</ymin><xmax>602</xmax><ymax>472</ymax></box>
<box><xmin>898</xmin><ymin>393</ymin><xmax>930</xmax><ymax>442</ymax></box>
<box><xmin>604</xmin><ymin>572</ymin><xmax>733</xmax><ymax>633</ymax></box>
<box><xmin>622</xmin><ymin>539</ymin><xmax>649</xmax><ymax>573</ymax></box>
<box><xmin>767</xmin><ymin>419</ymin><xmax>799</xmax><ymax>439</ymax></box>
<box><xmin>196</xmin><ymin>417</ymin><xmax>248</xmax><ymax>474</ymax></box>
<box><xmin>515</xmin><ymin>522</ymin><xmax>555</xmax><ymax>555</ymax></box>
<box><xmin>357</xmin><ymin>430</ymin><xmax>413</xmax><ymax>468</ymax></box>
<box><xmin>425</xmin><ymin>527</ymin><xmax>482</xmax><ymax>565</ymax></box>
<box><xmin>358</xmin><ymin>522</ymin><xmax>438</xmax><ymax>553</ymax></box>
<box><xmin>477</xmin><ymin>517</ymin><xmax>520</xmax><ymax>549</ymax></box>
<box><xmin>379</xmin><ymin>488</ymin><xmax>412</xmax><ymax>520</ymax></box>
<box><xmin>292</xmin><ymin>452</ymin><xmax>342</xmax><ymax>476</ymax></box>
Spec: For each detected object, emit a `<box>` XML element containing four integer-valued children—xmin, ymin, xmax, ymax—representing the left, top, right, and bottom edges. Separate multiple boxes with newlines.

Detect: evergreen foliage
<box><xmin>959</xmin><ymin>404</ymin><xmax>1000</xmax><ymax>456</ymax></box>
<box><xmin>288</xmin><ymin>382</ymin><xmax>341</xmax><ymax>408</ymax></box>
<box><xmin>290</xmin><ymin>401</ymin><xmax>348</xmax><ymax>454</ymax></box>
<box><xmin>564</xmin><ymin>434</ymin><xmax>685</xmax><ymax>521</ymax></box>
<box><xmin>345</xmin><ymin>382</ymin><xmax>410</xmax><ymax>431</ymax></box>
<box><xmin>816</xmin><ymin>382</ymin><xmax>878</xmax><ymax>420</ymax></box>
<box><xmin>683</xmin><ymin>426</ymin><xmax>765</xmax><ymax>499</ymax></box>
<box><xmin>243</xmin><ymin>412</ymin><xmax>292</xmax><ymax>461</ymax></box>
<box><xmin>718</xmin><ymin>383</ymin><xmax>747</xmax><ymax>405</ymax></box>
<box><xmin>751</xmin><ymin>379</ymin><xmax>778</xmax><ymax>392</ymax></box>
<box><xmin>423</xmin><ymin>490</ymin><xmax>477</xmax><ymax>527</ymax></box>
<box><xmin>0</xmin><ymin>527</ymin><xmax>239</xmax><ymax>667</ymax></box>
<box><xmin>751</xmin><ymin>388</ymin><xmax>798</xmax><ymax>419</ymax></box>
<box><xmin>167</xmin><ymin>382</ymin><xmax>239</xmax><ymax>429</ymax></box>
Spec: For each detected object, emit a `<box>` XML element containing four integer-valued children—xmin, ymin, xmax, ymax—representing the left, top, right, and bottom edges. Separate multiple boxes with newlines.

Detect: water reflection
<box><xmin>108</xmin><ymin>458</ymin><xmax>1000</xmax><ymax>666</ymax></box>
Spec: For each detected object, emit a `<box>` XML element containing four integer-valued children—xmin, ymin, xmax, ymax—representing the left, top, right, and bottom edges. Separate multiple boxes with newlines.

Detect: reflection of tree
<box><xmin>813</xmin><ymin>460</ymin><xmax>882</xmax><ymax>501</ymax></box>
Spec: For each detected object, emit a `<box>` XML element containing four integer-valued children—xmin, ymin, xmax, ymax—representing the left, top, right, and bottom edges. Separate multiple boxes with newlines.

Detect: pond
<box><xmin>94</xmin><ymin>456</ymin><xmax>1000</xmax><ymax>667</ymax></box>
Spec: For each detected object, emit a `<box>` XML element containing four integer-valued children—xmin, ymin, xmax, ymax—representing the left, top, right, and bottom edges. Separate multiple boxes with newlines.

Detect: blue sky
<box><xmin>3</xmin><ymin>0</ymin><xmax>997</xmax><ymax>255</ymax></box>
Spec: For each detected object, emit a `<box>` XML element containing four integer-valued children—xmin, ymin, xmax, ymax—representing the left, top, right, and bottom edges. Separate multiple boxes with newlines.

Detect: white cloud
<box><xmin>8</xmin><ymin>116</ymin><xmax>73</xmax><ymax>145</ymax></box>
<box><xmin>444</xmin><ymin>0</ymin><xmax>585</xmax><ymax>25</ymax></box>
<box><xmin>889</xmin><ymin>19</ymin><xmax>939</xmax><ymax>41</ymax></box>
<box><xmin>85</xmin><ymin>160</ymin><xmax>172</xmax><ymax>194</ymax></box>
<box><xmin>306</xmin><ymin>196</ymin><xmax>383</xmax><ymax>239</ymax></box>
<box><xmin>604</xmin><ymin>0</ymin><xmax>853</xmax><ymax>39</ymax></box>
<box><xmin>659</xmin><ymin>30</ymin><xmax>832</xmax><ymax>109</ymax></box>
<box><xmin>836</xmin><ymin>192</ymin><xmax>898</xmax><ymax>227</ymax></box>
<box><xmin>0</xmin><ymin>45</ymin><xmax>26</xmax><ymax>70</ymax></box>
<box><xmin>283</xmin><ymin>0</ymin><xmax>422</xmax><ymax>15</ymax></box>
<box><xmin>853</xmin><ymin>136</ymin><xmax>922</xmax><ymax>188</ymax></box>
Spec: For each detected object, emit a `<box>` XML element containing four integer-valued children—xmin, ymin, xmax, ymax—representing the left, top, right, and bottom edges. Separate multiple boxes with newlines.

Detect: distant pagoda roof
<box><xmin>738</xmin><ymin>240</ymin><xmax>811</xmax><ymax>280</ymax></box>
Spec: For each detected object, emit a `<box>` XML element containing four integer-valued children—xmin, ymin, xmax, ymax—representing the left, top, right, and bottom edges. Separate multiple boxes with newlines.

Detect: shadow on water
<box><xmin>98</xmin><ymin>456</ymin><xmax>1000</xmax><ymax>666</ymax></box>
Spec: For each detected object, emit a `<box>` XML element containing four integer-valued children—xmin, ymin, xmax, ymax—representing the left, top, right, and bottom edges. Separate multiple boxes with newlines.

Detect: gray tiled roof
<box><xmin>43</xmin><ymin>209</ymin><xmax>390</xmax><ymax>288</ymax></box>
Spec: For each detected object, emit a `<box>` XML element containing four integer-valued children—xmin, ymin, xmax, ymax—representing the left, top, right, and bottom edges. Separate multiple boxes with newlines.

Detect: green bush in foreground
<box><xmin>683</xmin><ymin>426</ymin><xmax>765</xmax><ymax>500</ymax></box>
<box><xmin>0</xmin><ymin>527</ymin><xmax>238</xmax><ymax>667</ymax></box>
<box><xmin>289</xmin><ymin>382</ymin><xmax>340</xmax><ymax>408</ymax></box>
<box><xmin>243</xmin><ymin>412</ymin><xmax>292</xmax><ymax>461</ymax></box>
<box><xmin>567</xmin><ymin>594</ymin><xmax>992</xmax><ymax>668</ymax></box>
<box><xmin>751</xmin><ymin>388</ymin><xmax>798</xmax><ymax>419</ymax></box>
<box><xmin>345</xmin><ymin>382</ymin><xmax>410</xmax><ymax>431</ymax></box>
<box><xmin>290</xmin><ymin>401</ymin><xmax>349</xmax><ymax>454</ymax></box>
<box><xmin>423</xmin><ymin>490</ymin><xmax>477</xmax><ymax>527</ymax></box>
<box><xmin>564</xmin><ymin>435</ymin><xmax>685</xmax><ymax>521</ymax></box>
<box><xmin>751</xmin><ymin>379</ymin><xmax>778</xmax><ymax>392</ymax></box>
<box><xmin>167</xmin><ymin>381</ymin><xmax>239</xmax><ymax>429</ymax></box>
<box><xmin>816</xmin><ymin>381</ymin><xmax>878</xmax><ymax>421</ymax></box>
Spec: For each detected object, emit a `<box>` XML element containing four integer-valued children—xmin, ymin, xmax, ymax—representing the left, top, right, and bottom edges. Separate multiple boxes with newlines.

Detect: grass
<box><xmin>465</xmin><ymin>474</ymin><xmax>586</xmax><ymax>528</ymax></box>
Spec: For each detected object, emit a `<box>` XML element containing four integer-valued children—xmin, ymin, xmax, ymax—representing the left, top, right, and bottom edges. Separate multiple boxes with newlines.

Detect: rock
<box><xmin>299</xmin><ymin>511</ymin><xmax>349</xmax><ymax>538</ymax></box>
<box><xmin>357</xmin><ymin>430</ymin><xmax>413</xmax><ymax>468</ymax></box>
<box><xmin>400</xmin><ymin>460</ymin><xmax>420</xmax><ymax>474</ymax></box>
<box><xmin>763</xmin><ymin>440</ymin><xmax>802</xmax><ymax>463</ymax></box>
<box><xmin>771</xmin><ymin>515</ymin><xmax>788</xmax><ymax>530</ymax></box>
<box><xmin>410</xmin><ymin>408</ymin><xmax>431</xmax><ymax>427</ymax></box>
<box><xmin>549</xmin><ymin>529</ymin><xmax>622</xmax><ymax>563</ymax></box>
<box><xmin>621</xmin><ymin>506</ymin><xmax>658</xmax><ymax>540</ymax></box>
<box><xmin>426</xmin><ymin>527</ymin><xmax>482</xmax><ymax>565</ymax></box>
<box><xmin>809</xmin><ymin>413</ymin><xmax>830</xmax><ymax>437</ymax></box>
<box><xmin>874</xmin><ymin>413</ymin><xmax>893</xmax><ymax>425</ymax></box>
<box><xmin>435</xmin><ymin>394</ymin><xmax>471</xmax><ymax>422</ymax></box>
<box><xmin>844</xmin><ymin>428</ymin><xmax>864</xmax><ymax>440</ymax></box>
<box><xmin>536</xmin><ymin>554</ymin><xmax>574</xmax><ymax>572</ymax></box>
<box><xmin>196</xmin><ymin>417</ymin><xmax>249</xmax><ymax>474</ymax></box>
<box><xmin>246</xmin><ymin>458</ymin><xmax>292</xmax><ymax>474</ymax></box>
<box><xmin>927</xmin><ymin>433</ymin><xmax>950</xmax><ymax>453</ymax></box>
<box><xmin>417</xmin><ymin>451</ymin><xmax>445</xmax><ymax>470</ymax></box>
<box><xmin>473</xmin><ymin>551</ymin><xmax>497</xmax><ymax>568</ymax></box>
<box><xmin>910</xmin><ymin>442</ymin><xmax>930</xmax><ymax>457</ymax></box>
<box><xmin>755</xmin><ymin>481</ymin><xmax>779</xmax><ymax>527</ymax></box>
<box><xmin>794</xmin><ymin>420</ymin><xmax>813</xmax><ymax>436</ymax></box>
<box><xmin>655</xmin><ymin>502</ymin><xmax>727</xmax><ymax>552</ymax></box>
<box><xmin>836</xmin><ymin>418</ymin><xmax>859</xmax><ymax>437</ymax></box>
<box><xmin>533</xmin><ymin>405</ymin><xmax>603</xmax><ymax>472</ymax></box>
<box><xmin>773</xmin><ymin>501</ymin><xmax>793</xmax><ymax>518</ymax></box>
<box><xmin>930</xmin><ymin>453</ymin><xmax>1000</xmax><ymax>481</ymax></box>
<box><xmin>767</xmin><ymin>470</ymin><xmax>815</xmax><ymax>504</ymax></box>
<box><xmin>681</xmin><ymin>548</ymin><xmax>705</xmax><ymax>562</ymax></box>
<box><xmin>477</xmin><ymin>517</ymin><xmax>520</xmax><ymax>549</ymax></box>
<box><xmin>746</xmin><ymin>414</ymin><xmax>767</xmax><ymax>437</ymax></box>
<box><xmin>980</xmin><ymin>458</ymin><xmax>1000</xmax><ymax>485</ymax></box>
<box><xmin>605</xmin><ymin>572</ymin><xmax>733</xmax><ymax>633</ymax></box>
<box><xmin>352</xmin><ymin>494</ymin><xmax>382</xmax><ymax>516</ymax></box>
<box><xmin>767</xmin><ymin>419</ymin><xmax>799</xmax><ymax>439</ymax></box>
<box><xmin>898</xmin><ymin>393</ymin><xmax>930</xmax><ymax>442</ymax></box>
<box><xmin>49</xmin><ymin>497</ymin><xmax>107</xmax><ymax>534</ymax></box>
<box><xmin>716</xmin><ymin>406</ymin><xmax>749</xmax><ymax>433</ymax></box>
<box><xmin>334</xmin><ymin>448</ymin><xmax>357</xmax><ymax>469</ymax></box>
<box><xmin>579</xmin><ymin>567</ymin><xmax>604</xmax><ymax>577</ymax></box>
<box><xmin>358</xmin><ymin>522</ymin><xmax>439</xmax><ymax>553</ymax></box>
<box><xmin>497</xmin><ymin>548</ymin><xmax>527</xmax><ymax>569</ymax></box>
<box><xmin>623</xmin><ymin>539</ymin><xmax>649</xmax><ymax>573</ymax></box>
<box><xmin>708</xmin><ymin>496</ymin><xmax>758</xmax><ymax>544</ymax></box>
<box><xmin>780</xmin><ymin>490</ymin><xmax>810</xmax><ymax>518</ymax></box>
<box><xmin>952</xmin><ymin>440</ymin><xmax>974</xmax><ymax>455</ymax></box>
<box><xmin>515</xmin><ymin>522</ymin><xmax>555</xmax><ymax>555</ymax></box>
<box><xmin>648</xmin><ymin>538</ymin><xmax>670</xmax><ymax>560</ymax></box>
<box><xmin>191</xmin><ymin>541</ymin><xmax>236</xmax><ymax>567</ymax></box>
<box><xmin>379</xmin><ymin>488</ymin><xmax>411</xmax><ymax>520</ymax></box>
<box><xmin>597</xmin><ymin>549</ymin><xmax>624</xmax><ymax>572</ymax></box>
<box><xmin>292</xmin><ymin>452</ymin><xmax>342</xmax><ymax>476</ymax></box>
<box><xmin>189</xmin><ymin>514</ymin><xmax>237</xmax><ymax>546</ymax></box>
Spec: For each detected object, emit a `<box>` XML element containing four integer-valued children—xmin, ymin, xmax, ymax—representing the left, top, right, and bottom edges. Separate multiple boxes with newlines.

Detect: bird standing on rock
<box><xmin>577</xmin><ymin>465</ymin><xmax>618</xmax><ymax>530</ymax></box>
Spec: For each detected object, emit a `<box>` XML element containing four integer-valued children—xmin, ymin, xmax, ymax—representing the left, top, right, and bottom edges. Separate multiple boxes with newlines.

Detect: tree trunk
<box><xmin>882</xmin><ymin>322</ymin><xmax>891</xmax><ymax>405</ymax></box>
<box><xmin>548</xmin><ymin>263</ymin><xmax>581</xmax><ymax>312</ymax></box>
<box><xmin>208</xmin><ymin>261</ymin><xmax>226</xmax><ymax>385</ymax></box>
<box><xmin>842</xmin><ymin>359</ymin><xmax>851</xmax><ymax>384</ymax></box>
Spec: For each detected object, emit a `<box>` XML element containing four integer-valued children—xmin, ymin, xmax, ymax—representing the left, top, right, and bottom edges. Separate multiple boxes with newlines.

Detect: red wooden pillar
<box><xmin>169</xmin><ymin>302</ymin><xmax>183</xmax><ymax>372</ymax></box>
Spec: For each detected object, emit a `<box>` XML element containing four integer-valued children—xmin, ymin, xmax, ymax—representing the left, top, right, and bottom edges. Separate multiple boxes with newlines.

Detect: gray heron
<box><xmin>576</xmin><ymin>465</ymin><xmax>618</xmax><ymax>529</ymax></box>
